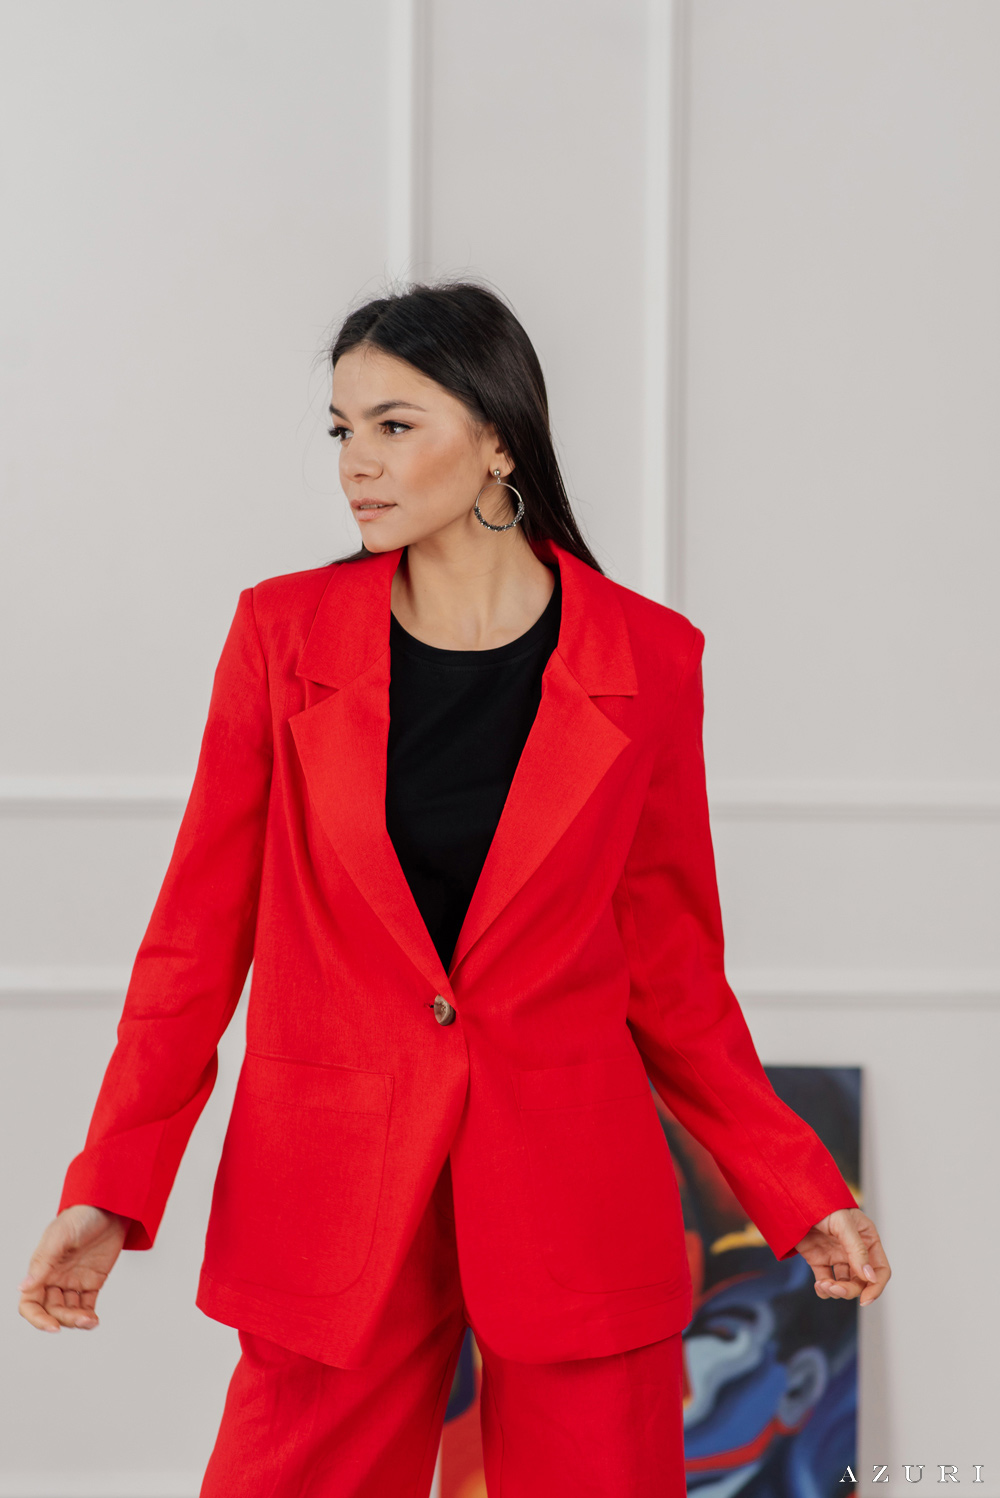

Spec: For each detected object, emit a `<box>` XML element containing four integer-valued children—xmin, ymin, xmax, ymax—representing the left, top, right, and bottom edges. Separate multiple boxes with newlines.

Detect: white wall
<box><xmin>2</xmin><ymin>0</ymin><xmax>997</xmax><ymax>1490</ymax></box>
<box><xmin>683</xmin><ymin>1</ymin><xmax>1000</xmax><ymax>1477</ymax></box>
<box><xmin>1</xmin><ymin>2</ymin><xmax>388</xmax><ymax>1489</ymax></box>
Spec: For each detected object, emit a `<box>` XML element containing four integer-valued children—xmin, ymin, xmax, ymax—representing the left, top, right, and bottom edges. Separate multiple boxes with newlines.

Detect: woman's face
<box><xmin>329</xmin><ymin>344</ymin><xmax>514</xmax><ymax>551</ymax></box>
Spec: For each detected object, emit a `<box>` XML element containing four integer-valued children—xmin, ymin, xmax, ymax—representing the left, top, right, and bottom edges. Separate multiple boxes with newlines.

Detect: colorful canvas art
<box><xmin>438</xmin><ymin>1065</ymin><xmax>861</xmax><ymax>1498</ymax></box>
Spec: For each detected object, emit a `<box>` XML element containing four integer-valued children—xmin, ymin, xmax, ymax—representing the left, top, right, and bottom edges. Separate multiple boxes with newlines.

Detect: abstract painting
<box><xmin>438</xmin><ymin>1065</ymin><xmax>862</xmax><ymax>1498</ymax></box>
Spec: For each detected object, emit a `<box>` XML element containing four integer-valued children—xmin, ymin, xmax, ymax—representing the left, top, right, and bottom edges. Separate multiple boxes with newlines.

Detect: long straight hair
<box><xmin>326</xmin><ymin>281</ymin><xmax>604</xmax><ymax>573</ymax></box>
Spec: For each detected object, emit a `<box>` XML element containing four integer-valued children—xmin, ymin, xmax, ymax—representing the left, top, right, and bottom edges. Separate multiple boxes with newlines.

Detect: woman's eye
<box><xmin>326</xmin><ymin>421</ymin><xmax>409</xmax><ymax>440</ymax></box>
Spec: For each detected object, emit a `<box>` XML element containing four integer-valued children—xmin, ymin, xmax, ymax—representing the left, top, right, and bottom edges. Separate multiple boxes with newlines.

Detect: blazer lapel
<box><xmin>289</xmin><ymin>548</ymin><xmax>453</xmax><ymax>997</ymax></box>
<box><xmin>288</xmin><ymin>539</ymin><xmax>637</xmax><ymax>991</ymax></box>
<box><xmin>447</xmin><ymin>540</ymin><xmax>636</xmax><ymax>975</ymax></box>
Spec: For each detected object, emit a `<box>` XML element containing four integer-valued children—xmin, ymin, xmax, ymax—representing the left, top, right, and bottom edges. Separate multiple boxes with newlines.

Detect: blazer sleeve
<box><xmin>614</xmin><ymin>627</ymin><xmax>858</xmax><ymax>1261</ymax></box>
<box><xmin>57</xmin><ymin>587</ymin><xmax>273</xmax><ymax>1250</ymax></box>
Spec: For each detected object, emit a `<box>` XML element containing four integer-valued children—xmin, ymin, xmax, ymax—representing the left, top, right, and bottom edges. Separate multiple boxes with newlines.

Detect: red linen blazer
<box><xmin>59</xmin><ymin>537</ymin><xmax>856</xmax><ymax>1368</ymax></box>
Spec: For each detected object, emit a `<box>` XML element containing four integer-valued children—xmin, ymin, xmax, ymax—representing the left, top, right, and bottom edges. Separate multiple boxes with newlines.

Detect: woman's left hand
<box><xmin>795</xmin><ymin>1207</ymin><xmax>891</xmax><ymax>1306</ymax></box>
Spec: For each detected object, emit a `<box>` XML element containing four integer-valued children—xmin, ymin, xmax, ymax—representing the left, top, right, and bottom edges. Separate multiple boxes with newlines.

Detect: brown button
<box><xmin>433</xmin><ymin>994</ymin><xmax>456</xmax><ymax>1026</ymax></box>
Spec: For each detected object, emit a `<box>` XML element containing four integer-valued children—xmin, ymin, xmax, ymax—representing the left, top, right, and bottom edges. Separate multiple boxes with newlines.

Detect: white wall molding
<box><xmin>732</xmin><ymin>968</ymin><xmax>1000</xmax><ymax>1008</ymax></box>
<box><xmin>639</xmin><ymin>0</ymin><xmax>672</xmax><ymax>606</ymax></box>
<box><xmin>386</xmin><ymin>0</ymin><xmax>428</xmax><ymax>280</ymax></box>
<box><xmin>0</xmin><ymin>1475</ymin><xmax>201</xmax><ymax>1498</ymax></box>
<box><xmin>3</xmin><ymin>775</ymin><xmax>999</xmax><ymax>821</ymax></box>
<box><xmin>708</xmin><ymin>779</ymin><xmax>1000</xmax><ymax>821</ymax></box>
<box><xmin>0</xmin><ymin>966</ymin><xmax>131</xmax><ymax>1007</ymax></box>
<box><xmin>3</xmin><ymin>963</ymin><xmax>997</xmax><ymax>1010</ymax></box>
<box><xmin>640</xmin><ymin>0</ymin><xmax>689</xmax><ymax>609</ymax></box>
<box><xmin>0</xmin><ymin>776</ymin><xmax>189</xmax><ymax>816</ymax></box>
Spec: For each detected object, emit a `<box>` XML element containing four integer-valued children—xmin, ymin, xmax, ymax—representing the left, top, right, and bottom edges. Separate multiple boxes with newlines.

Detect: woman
<box><xmin>19</xmin><ymin>282</ymin><xmax>890</xmax><ymax>1496</ymax></box>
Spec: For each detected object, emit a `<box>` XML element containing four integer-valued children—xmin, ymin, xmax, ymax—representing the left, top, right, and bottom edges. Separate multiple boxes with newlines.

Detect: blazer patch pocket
<box><xmin>204</xmin><ymin>1052</ymin><xmax>393</xmax><ymax>1298</ymax></box>
<box><xmin>515</xmin><ymin>1047</ymin><xmax>683</xmax><ymax>1294</ymax></box>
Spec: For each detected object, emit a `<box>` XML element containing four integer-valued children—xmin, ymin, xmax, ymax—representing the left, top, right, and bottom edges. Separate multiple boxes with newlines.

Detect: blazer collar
<box><xmin>296</xmin><ymin>537</ymin><xmax>638</xmax><ymax>697</ymax></box>
<box><xmin>289</xmin><ymin>537</ymin><xmax>637</xmax><ymax>995</ymax></box>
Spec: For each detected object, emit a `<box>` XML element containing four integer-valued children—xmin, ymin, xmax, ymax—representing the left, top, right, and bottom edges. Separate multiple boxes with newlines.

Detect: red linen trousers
<box><xmin>200</xmin><ymin>1160</ymin><xmax>688</xmax><ymax>1497</ymax></box>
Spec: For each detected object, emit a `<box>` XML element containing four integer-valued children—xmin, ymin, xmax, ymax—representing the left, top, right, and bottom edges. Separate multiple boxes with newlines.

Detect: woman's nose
<box><xmin>343</xmin><ymin>445</ymin><xmax>381</xmax><ymax>482</ymax></box>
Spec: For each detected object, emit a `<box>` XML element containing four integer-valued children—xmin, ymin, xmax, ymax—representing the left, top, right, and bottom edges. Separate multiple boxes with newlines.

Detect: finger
<box><xmin>809</xmin><ymin>1257</ymin><xmax>844</xmax><ymax>1295</ymax></box>
<box><xmin>812</xmin><ymin>1263</ymin><xmax>859</xmax><ymax>1300</ymax></box>
<box><xmin>866</xmin><ymin>1236</ymin><xmax>892</xmax><ymax>1275</ymax></box>
<box><xmin>821</xmin><ymin>1270</ymin><xmax>890</xmax><ymax>1305</ymax></box>
<box><xmin>833</xmin><ymin>1260</ymin><xmax>861</xmax><ymax>1295</ymax></box>
<box><xmin>47</xmin><ymin>1307</ymin><xmax>99</xmax><ymax>1329</ymax></box>
<box><xmin>828</xmin><ymin>1212</ymin><xmax>874</xmax><ymax>1283</ymax></box>
<box><xmin>808</xmin><ymin>1262</ymin><xmax>835</xmax><ymax>1298</ymax></box>
<box><xmin>15</xmin><ymin>1281</ymin><xmax>93</xmax><ymax>1331</ymax></box>
<box><xmin>858</xmin><ymin>1248</ymin><xmax>892</xmax><ymax>1306</ymax></box>
<box><xmin>18</xmin><ymin>1296</ymin><xmax>62</xmax><ymax>1333</ymax></box>
<box><xmin>852</xmin><ymin>1231</ymin><xmax>892</xmax><ymax>1305</ymax></box>
<box><xmin>44</xmin><ymin>1292</ymin><xmax>98</xmax><ymax>1329</ymax></box>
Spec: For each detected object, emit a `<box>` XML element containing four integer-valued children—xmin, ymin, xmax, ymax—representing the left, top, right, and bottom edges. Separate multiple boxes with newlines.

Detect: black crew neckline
<box><xmin>389</xmin><ymin>566</ymin><xmax>560</xmax><ymax>669</ymax></box>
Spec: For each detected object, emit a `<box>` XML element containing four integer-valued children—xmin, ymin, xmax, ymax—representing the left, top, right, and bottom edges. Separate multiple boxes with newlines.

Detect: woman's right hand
<box><xmin>17</xmin><ymin>1204</ymin><xmax>131</xmax><ymax>1332</ymax></box>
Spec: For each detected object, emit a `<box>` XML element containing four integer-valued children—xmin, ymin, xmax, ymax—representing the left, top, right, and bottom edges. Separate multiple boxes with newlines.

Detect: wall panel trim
<box><xmin>0</xmin><ymin>776</ymin><xmax>190</xmax><ymax>816</ymax></box>
<box><xmin>708</xmin><ymin>779</ymin><xmax>1000</xmax><ymax>821</ymax></box>
<box><xmin>386</xmin><ymin>0</ymin><xmax>428</xmax><ymax>279</ymax></box>
<box><xmin>0</xmin><ymin>967</ymin><xmax>132</xmax><ymax>1006</ymax></box>
<box><xmin>732</xmin><ymin>969</ymin><xmax>1000</xmax><ymax>1008</ymax></box>
<box><xmin>641</xmin><ymin>0</ymin><xmax>689</xmax><ymax>609</ymax></box>
<box><xmin>0</xmin><ymin>1477</ymin><xmax>201</xmax><ymax>1498</ymax></box>
<box><xmin>3</xmin><ymin>775</ymin><xmax>999</xmax><ymax>820</ymax></box>
<box><xmin>3</xmin><ymin>964</ymin><xmax>997</xmax><ymax>1010</ymax></box>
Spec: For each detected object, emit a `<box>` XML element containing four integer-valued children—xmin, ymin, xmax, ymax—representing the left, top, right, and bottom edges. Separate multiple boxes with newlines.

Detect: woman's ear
<box><xmin>483</xmin><ymin>425</ymin><xmax>514</xmax><ymax>479</ymax></box>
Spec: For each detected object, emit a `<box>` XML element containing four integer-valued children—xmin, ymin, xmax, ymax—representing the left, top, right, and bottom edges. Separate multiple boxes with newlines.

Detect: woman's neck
<box><xmin>389</xmin><ymin>533</ymin><xmax>556</xmax><ymax>651</ymax></box>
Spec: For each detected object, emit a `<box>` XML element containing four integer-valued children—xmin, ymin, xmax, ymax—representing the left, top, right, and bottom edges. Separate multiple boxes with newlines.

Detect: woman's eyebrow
<box><xmin>327</xmin><ymin>400</ymin><xmax>427</xmax><ymax>419</ymax></box>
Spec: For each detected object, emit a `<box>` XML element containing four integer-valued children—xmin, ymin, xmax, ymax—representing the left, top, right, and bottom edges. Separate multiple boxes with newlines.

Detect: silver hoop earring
<box><xmin>474</xmin><ymin>468</ymin><xmax>525</xmax><ymax>532</ymax></box>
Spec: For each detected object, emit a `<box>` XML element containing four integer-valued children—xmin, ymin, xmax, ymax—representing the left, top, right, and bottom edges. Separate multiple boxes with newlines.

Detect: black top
<box><xmin>386</xmin><ymin>566</ymin><xmax>562</xmax><ymax>972</ymax></box>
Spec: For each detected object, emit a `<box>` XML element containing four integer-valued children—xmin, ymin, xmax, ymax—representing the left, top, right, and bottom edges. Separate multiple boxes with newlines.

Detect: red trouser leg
<box><xmin>200</xmin><ymin>1323</ymin><xmax>687</xmax><ymax>1498</ymax></box>
<box><xmin>199</xmin><ymin>1309</ymin><xmax>467</xmax><ymax>1498</ymax></box>
<box><xmin>199</xmin><ymin>1151</ymin><xmax>687</xmax><ymax>1497</ymax></box>
<box><xmin>199</xmin><ymin>1154</ymin><xmax>467</xmax><ymax>1496</ymax></box>
<box><xmin>478</xmin><ymin>1330</ymin><xmax>688</xmax><ymax>1498</ymax></box>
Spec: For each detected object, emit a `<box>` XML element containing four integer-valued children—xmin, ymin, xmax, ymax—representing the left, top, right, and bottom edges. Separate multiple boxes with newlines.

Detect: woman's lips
<box><xmin>352</xmin><ymin>501</ymin><xmax>396</xmax><ymax>521</ymax></box>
